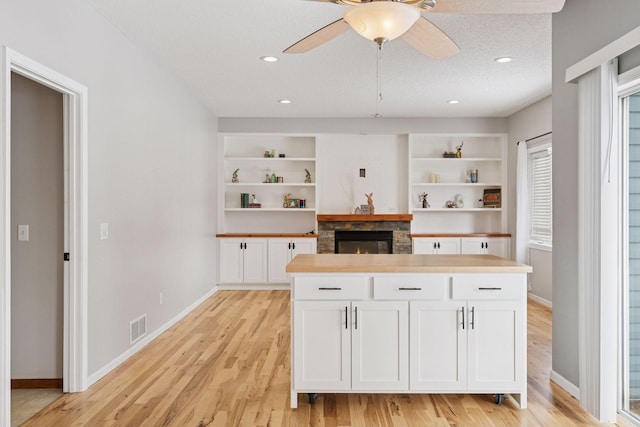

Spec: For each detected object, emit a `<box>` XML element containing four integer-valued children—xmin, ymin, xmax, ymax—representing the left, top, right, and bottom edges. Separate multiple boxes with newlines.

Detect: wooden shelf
<box><xmin>317</xmin><ymin>214</ymin><xmax>413</xmax><ymax>222</ymax></box>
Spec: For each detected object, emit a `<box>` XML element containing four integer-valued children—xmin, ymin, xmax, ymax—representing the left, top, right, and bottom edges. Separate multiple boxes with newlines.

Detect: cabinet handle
<box><xmin>292</xmin><ymin>242</ymin><xmax>296</xmax><ymax>250</ymax></box>
<box><xmin>345</xmin><ymin>306</ymin><xmax>348</xmax><ymax>330</ymax></box>
<box><xmin>461</xmin><ymin>306</ymin><xmax>465</xmax><ymax>330</ymax></box>
<box><xmin>288</xmin><ymin>242</ymin><xmax>291</xmax><ymax>250</ymax></box>
<box><xmin>240</xmin><ymin>242</ymin><xmax>243</xmax><ymax>250</ymax></box>
<box><xmin>433</xmin><ymin>242</ymin><xmax>437</xmax><ymax>250</ymax></box>
<box><xmin>398</xmin><ymin>287</ymin><xmax>422</xmax><ymax>291</ymax></box>
<box><xmin>470</xmin><ymin>306</ymin><xmax>475</xmax><ymax>329</ymax></box>
<box><xmin>478</xmin><ymin>287</ymin><xmax>502</xmax><ymax>291</ymax></box>
<box><xmin>244</xmin><ymin>242</ymin><xmax>247</xmax><ymax>250</ymax></box>
<box><xmin>486</xmin><ymin>242</ymin><xmax>489</xmax><ymax>250</ymax></box>
<box><xmin>438</xmin><ymin>242</ymin><xmax>441</xmax><ymax>249</ymax></box>
<box><xmin>354</xmin><ymin>306</ymin><xmax>358</xmax><ymax>330</ymax></box>
<box><xmin>318</xmin><ymin>287</ymin><xmax>342</xmax><ymax>291</ymax></box>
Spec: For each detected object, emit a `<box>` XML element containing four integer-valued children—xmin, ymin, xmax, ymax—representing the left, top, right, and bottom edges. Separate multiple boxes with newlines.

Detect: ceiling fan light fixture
<box><xmin>278</xmin><ymin>99</ymin><xmax>291</xmax><ymax>104</ymax></box>
<box><xmin>344</xmin><ymin>2</ymin><xmax>420</xmax><ymax>43</ymax></box>
<box><xmin>447</xmin><ymin>100</ymin><xmax>459</xmax><ymax>104</ymax></box>
<box><xmin>260</xmin><ymin>56</ymin><xmax>278</xmax><ymax>62</ymax></box>
<box><xmin>494</xmin><ymin>56</ymin><xmax>513</xmax><ymax>63</ymax></box>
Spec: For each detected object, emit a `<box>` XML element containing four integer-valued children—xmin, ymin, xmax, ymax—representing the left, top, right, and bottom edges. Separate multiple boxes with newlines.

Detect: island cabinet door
<box><xmin>351</xmin><ymin>301</ymin><xmax>409</xmax><ymax>391</ymax></box>
<box><xmin>293</xmin><ymin>301</ymin><xmax>351</xmax><ymax>391</ymax></box>
<box><xmin>409</xmin><ymin>301</ymin><xmax>467</xmax><ymax>391</ymax></box>
<box><xmin>466</xmin><ymin>300</ymin><xmax>525</xmax><ymax>391</ymax></box>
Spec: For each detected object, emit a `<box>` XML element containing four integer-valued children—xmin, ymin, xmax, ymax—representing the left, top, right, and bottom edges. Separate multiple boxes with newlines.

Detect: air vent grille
<box><xmin>129</xmin><ymin>314</ymin><xmax>147</xmax><ymax>344</ymax></box>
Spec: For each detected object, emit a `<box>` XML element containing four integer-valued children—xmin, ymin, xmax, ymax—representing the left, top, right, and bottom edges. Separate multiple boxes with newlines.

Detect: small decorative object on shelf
<box><xmin>483</xmin><ymin>188</ymin><xmax>501</xmax><ymax>208</ymax></box>
<box><xmin>305</xmin><ymin>168</ymin><xmax>312</xmax><ymax>183</ymax></box>
<box><xmin>470</xmin><ymin>169</ymin><xmax>478</xmax><ymax>183</ymax></box>
<box><xmin>455</xmin><ymin>141</ymin><xmax>464</xmax><ymax>158</ymax></box>
<box><xmin>248</xmin><ymin>194</ymin><xmax>261</xmax><ymax>208</ymax></box>
<box><xmin>360</xmin><ymin>204</ymin><xmax>370</xmax><ymax>214</ymax></box>
<box><xmin>232</xmin><ymin>168</ymin><xmax>239</xmax><ymax>183</ymax></box>
<box><xmin>454</xmin><ymin>194</ymin><xmax>464</xmax><ymax>208</ymax></box>
<box><xmin>279</xmin><ymin>153</ymin><xmax>286</xmax><ymax>158</ymax></box>
<box><xmin>442</xmin><ymin>151</ymin><xmax>457</xmax><ymax>158</ymax></box>
<box><xmin>264</xmin><ymin>150</ymin><xmax>271</xmax><ymax>158</ymax></box>
<box><xmin>270</xmin><ymin>173</ymin><xmax>277</xmax><ymax>183</ymax></box>
<box><xmin>365</xmin><ymin>192</ymin><xmax>375</xmax><ymax>215</ymax></box>
<box><xmin>419</xmin><ymin>193</ymin><xmax>430</xmax><ymax>208</ymax></box>
<box><xmin>354</xmin><ymin>206</ymin><xmax>362</xmax><ymax>215</ymax></box>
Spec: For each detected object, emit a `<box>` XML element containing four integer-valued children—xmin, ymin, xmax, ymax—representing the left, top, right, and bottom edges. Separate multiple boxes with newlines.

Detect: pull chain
<box><xmin>374</xmin><ymin>42</ymin><xmax>384</xmax><ymax>118</ymax></box>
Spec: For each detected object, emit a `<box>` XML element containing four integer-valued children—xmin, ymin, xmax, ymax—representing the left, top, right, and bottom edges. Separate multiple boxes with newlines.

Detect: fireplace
<box><xmin>334</xmin><ymin>230</ymin><xmax>393</xmax><ymax>254</ymax></box>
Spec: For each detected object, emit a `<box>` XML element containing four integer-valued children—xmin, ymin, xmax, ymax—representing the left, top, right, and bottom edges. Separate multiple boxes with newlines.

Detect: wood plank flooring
<box><xmin>22</xmin><ymin>291</ymin><xmax>619</xmax><ymax>426</ymax></box>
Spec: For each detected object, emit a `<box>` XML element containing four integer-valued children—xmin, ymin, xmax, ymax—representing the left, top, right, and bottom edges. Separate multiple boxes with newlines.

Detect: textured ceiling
<box><xmin>84</xmin><ymin>0</ymin><xmax>553</xmax><ymax>118</ymax></box>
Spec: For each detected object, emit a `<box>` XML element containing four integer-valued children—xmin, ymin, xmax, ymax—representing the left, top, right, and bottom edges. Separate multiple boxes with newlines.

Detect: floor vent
<box><xmin>129</xmin><ymin>314</ymin><xmax>147</xmax><ymax>345</ymax></box>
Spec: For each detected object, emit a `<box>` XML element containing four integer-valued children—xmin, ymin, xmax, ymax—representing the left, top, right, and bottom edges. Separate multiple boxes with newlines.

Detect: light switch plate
<box><xmin>100</xmin><ymin>223</ymin><xmax>109</xmax><ymax>240</ymax></box>
<box><xmin>18</xmin><ymin>224</ymin><xmax>29</xmax><ymax>241</ymax></box>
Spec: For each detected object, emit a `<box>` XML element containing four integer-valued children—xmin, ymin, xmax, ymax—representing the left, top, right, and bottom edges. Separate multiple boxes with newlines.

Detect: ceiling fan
<box><xmin>284</xmin><ymin>0</ymin><xmax>566</xmax><ymax>58</ymax></box>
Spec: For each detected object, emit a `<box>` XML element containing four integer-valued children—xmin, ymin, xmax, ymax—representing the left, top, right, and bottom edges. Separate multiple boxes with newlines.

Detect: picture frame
<box><xmin>483</xmin><ymin>188</ymin><xmax>501</xmax><ymax>208</ymax></box>
<box><xmin>288</xmin><ymin>198</ymin><xmax>300</xmax><ymax>208</ymax></box>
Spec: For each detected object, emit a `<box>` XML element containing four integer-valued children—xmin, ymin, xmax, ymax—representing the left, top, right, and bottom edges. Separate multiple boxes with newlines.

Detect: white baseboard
<box><xmin>527</xmin><ymin>293</ymin><xmax>552</xmax><ymax>308</ymax></box>
<box><xmin>87</xmin><ymin>286</ymin><xmax>219</xmax><ymax>387</ymax></box>
<box><xmin>550</xmin><ymin>370</ymin><xmax>580</xmax><ymax>399</ymax></box>
<box><xmin>217</xmin><ymin>283</ymin><xmax>289</xmax><ymax>291</ymax></box>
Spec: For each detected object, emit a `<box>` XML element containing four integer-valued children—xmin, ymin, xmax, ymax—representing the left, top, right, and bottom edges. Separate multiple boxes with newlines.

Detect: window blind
<box><xmin>529</xmin><ymin>147</ymin><xmax>552</xmax><ymax>246</ymax></box>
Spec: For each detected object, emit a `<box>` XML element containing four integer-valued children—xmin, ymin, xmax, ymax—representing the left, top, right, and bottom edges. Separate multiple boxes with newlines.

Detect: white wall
<box><xmin>552</xmin><ymin>0</ymin><xmax>640</xmax><ymax>389</ymax></box>
<box><xmin>10</xmin><ymin>73</ymin><xmax>64</xmax><ymax>379</ymax></box>
<box><xmin>317</xmin><ymin>134</ymin><xmax>408</xmax><ymax>214</ymax></box>
<box><xmin>1</xmin><ymin>0</ymin><xmax>217</xmax><ymax>382</ymax></box>
<box><xmin>506</xmin><ymin>96</ymin><xmax>552</xmax><ymax>303</ymax></box>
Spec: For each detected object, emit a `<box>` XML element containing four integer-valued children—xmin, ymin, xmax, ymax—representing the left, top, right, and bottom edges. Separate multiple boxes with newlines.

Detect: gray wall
<box><xmin>1</xmin><ymin>0</ymin><xmax>217</xmax><ymax>379</ymax></box>
<box><xmin>11</xmin><ymin>73</ymin><xmax>63</xmax><ymax>379</ymax></box>
<box><xmin>552</xmin><ymin>0</ymin><xmax>640</xmax><ymax>388</ymax></box>
<box><xmin>506</xmin><ymin>96</ymin><xmax>553</xmax><ymax>303</ymax></box>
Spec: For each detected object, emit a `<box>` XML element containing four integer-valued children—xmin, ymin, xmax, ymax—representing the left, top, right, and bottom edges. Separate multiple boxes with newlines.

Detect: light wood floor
<box><xmin>22</xmin><ymin>291</ymin><xmax>618</xmax><ymax>426</ymax></box>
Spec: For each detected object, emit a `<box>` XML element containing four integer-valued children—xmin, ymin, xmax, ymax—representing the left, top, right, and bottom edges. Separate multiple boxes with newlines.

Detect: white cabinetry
<box><xmin>218</xmin><ymin>238</ymin><xmax>267</xmax><ymax>284</ymax></box>
<box><xmin>412</xmin><ymin>237</ymin><xmax>460</xmax><ymax>254</ymax></box>
<box><xmin>409</xmin><ymin>134</ymin><xmax>507</xmax><ymax>234</ymax></box>
<box><xmin>290</xmin><ymin>272</ymin><xmax>527</xmax><ymax>408</ymax></box>
<box><xmin>460</xmin><ymin>237</ymin><xmax>509</xmax><ymax>258</ymax></box>
<box><xmin>218</xmin><ymin>134</ymin><xmax>317</xmax><ymax>234</ymax></box>
<box><xmin>413</xmin><ymin>236</ymin><xmax>510</xmax><ymax>258</ymax></box>
<box><xmin>267</xmin><ymin>238</ymin><xmax>317</xmax><ymax>283</ymax></box>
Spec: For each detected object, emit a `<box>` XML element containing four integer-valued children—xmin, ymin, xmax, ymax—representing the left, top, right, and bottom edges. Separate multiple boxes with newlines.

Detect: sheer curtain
<box><xmin>515</xmin><ymin>141</ymin><xmax>529</xmax><ymax>265</ymax></box>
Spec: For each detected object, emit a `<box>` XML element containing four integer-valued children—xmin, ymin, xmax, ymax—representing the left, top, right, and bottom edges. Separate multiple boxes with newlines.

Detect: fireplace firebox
<box><xmin>334</xmin><ymin>230</ymin><xmax>393</xmax><ymax>254</ymax></box>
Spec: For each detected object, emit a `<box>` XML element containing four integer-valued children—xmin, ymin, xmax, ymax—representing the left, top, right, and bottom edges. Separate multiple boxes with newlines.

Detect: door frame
<box><xmin>1</xmin><ymin>47</ymin><xmax>88</xmax><ymax>425</ymax></box>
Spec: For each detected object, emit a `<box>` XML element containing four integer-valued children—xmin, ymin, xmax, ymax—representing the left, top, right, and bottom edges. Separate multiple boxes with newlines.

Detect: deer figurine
<box><xmin>365</xmin><ymin>192</ymin><xmax>375</xmax><ymax>215</ymax></box>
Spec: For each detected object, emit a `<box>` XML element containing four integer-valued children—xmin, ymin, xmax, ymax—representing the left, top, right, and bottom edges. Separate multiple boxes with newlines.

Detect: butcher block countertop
<box><xmin>286</xmin><ymin>254</ymin><xmax>532</xmax><ymax>274</ymax></box>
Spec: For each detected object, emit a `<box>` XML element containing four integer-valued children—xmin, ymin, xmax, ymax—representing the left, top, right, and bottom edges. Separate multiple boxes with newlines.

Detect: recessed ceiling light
<box><xmin>260</xmin><ymin>56</ymin><xmax>278</xmax><ymax>62</ymax></box>
<box><xmin>278</xmin><ymin>99</ymin><xmax>291</xmax><ymax>104</ymax></box>
<box><xmin>494</xmin><ymin>57</ymin><xmax>513</xmax><ymax>63</ymax></box>
<box><xmin>447</xmin><ymin>100</ymin><xmax>459</xmax><ymax>104</ymax></box>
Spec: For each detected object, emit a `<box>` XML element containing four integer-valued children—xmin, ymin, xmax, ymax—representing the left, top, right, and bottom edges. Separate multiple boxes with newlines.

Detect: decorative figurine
<box><xmin>455</xmin><ymin>141</ymin><xmax>464</xmax><ymax>158</ymax></box>
<box><xmin>232</xmin><ymin>168</ymin><xmax>239</xmax><ymax>183</ymax></box>
<box><xmin>365</xmin><ymin>192</ymin><xmax>375</xmax><ymax>215</ymax></box>
<box><xmin>304</xmin><ymin>168</ymin><xmax>312</xmax><ymax>183</ymax></box>
<box><xmin>419</xmin><ymin>192</ymin><xmax>430</xmax><ymax>208</ymax></box>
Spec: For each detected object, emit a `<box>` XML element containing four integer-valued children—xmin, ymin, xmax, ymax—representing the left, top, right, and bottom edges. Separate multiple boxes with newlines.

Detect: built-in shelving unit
<box><xmin>409</xmin><ymin>134</ymin><xmax>507</xmax><ymax>234</ymax></box>
<box><xmin>218</xmin><ymin>134</ymin><xmax>318</xmax><ymax>233</ymax></box>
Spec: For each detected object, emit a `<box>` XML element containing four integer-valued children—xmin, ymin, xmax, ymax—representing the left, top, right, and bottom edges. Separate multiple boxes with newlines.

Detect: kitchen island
<box><xmin>286</xmin><ymin>254</ymin><xmax>532</xmax><ymax>409</ymax></box>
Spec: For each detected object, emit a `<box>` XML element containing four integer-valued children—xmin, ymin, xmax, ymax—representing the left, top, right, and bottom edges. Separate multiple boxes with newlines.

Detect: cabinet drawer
<box><xmin>452</xmin><ymin>275</ymin><xmax>526</xmax><ymax>300</ymax></box>
<box><xmin>293</xmin><ymin>276</ymin><xmax>369</xmax><ymax>300</ymax></box>
<box><xmin>373</xmin><ymin>276</ymin><xmax>447</xmax><ymax>300</ymax></box>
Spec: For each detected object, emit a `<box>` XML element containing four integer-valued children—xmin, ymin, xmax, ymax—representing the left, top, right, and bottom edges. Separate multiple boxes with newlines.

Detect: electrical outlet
<box><xmin>100</xmin><ymin>223</ymin><xmax>109</xmax><ymax>240</ymax></box>
<box><xmin>159</xmin><ymin>292</ymin><xmax>163</xmax><ymax>305</ymax></box>
<box><xmin>17</xmin><ymin>224</ymin><xmax>29</xmax><ymax>241</ymax></box>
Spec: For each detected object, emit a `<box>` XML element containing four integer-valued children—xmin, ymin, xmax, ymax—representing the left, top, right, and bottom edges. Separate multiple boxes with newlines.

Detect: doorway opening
<box><xmin>1</xmin><ymin>47</ymin><xmax>89</xmax><ymax>426</ymax></box>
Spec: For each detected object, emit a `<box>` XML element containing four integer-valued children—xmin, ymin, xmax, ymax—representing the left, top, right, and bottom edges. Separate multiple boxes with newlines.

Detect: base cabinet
<box><xmin>413</xmin><ymin>238</ymin><xmax>460</xmax><ymax>254</ymax></box>
<box><xmin>460</xmin><ymin>237</ymin><xmax>509</xmax><ymax>258</ymax></box>
<box><xmin>413</xmin><ymin>237</ymin><xmax>510</xmax><ymax>258</ymax></box>
<box><xmin>290</xmin><ymin>273</ymin><xmax>527</xmax><ymax>409</ymax></box>
<box><xmin>293</xmin><ymin>300</ymin><xmax>408</xmax><ymax>392</ymax></box>
<box><xmin>268</xmin><ymin>238</ymin><xmax>317</xmax><ymax>283</ymax></box>
<box><xmin>218</xmin><ymin>238</ymin><xmax>267</xmax><ymax>284</ymax></box>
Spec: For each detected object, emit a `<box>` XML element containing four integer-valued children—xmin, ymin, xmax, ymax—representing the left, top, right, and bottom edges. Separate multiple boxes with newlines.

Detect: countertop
<box><xmin>286</xmin><ymin>254</ymin><xmax>532</xmax><ymax>274</ymax></box>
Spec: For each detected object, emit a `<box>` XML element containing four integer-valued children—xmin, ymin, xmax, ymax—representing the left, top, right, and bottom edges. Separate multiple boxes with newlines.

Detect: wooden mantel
<box><xmin>317</xmin><ymin>214</ymin><xmax>413</xmax><ymax>222</ymax></box>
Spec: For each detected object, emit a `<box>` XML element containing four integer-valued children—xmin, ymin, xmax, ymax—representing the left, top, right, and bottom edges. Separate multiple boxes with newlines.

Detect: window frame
<box><xmin>527</xmin><ymin>140</ymin><xmax>553</xmax><ymax>251</ymax></box>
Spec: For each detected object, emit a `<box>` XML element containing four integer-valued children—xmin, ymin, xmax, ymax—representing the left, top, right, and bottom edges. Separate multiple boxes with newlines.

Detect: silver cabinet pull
<box><xmin>470</xmin><ymin>306</ymin><xmax>475</xmax><ymax>329</ymax></box>
<box><xmin>461</xmin><ymin>306</ymin><xmax>465</xmax><ymax>330</ymax></box>
<box><xmin>354</xmin><ymin>306</ymin><xmax>358</xmax><ymax>330</ymax></box>
<box><xmin>398</xmin><ymin>287</ymin><xmax>422</xmax><ymax>291</ymax></box>
<box><xmin>318</xmin><ymin>287</ymin><xmax>342</xmax><ymax>290</ymax></box>
<box><xmin>478</xmin><ymin>287</ymin><xmax>502</xmax><ymax>291</ymax></box>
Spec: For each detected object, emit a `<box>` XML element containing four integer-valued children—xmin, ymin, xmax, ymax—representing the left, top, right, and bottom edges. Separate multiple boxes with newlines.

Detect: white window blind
<box><xmin>528</xmin><ymin>145</ymin><xmax>552</xmax><ymax>246</ymax></box>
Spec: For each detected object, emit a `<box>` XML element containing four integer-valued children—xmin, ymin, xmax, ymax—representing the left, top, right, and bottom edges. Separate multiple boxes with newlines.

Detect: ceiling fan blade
<box><xmin>284</xmin><ymin>19</ymin><xmax>351</xmax><ymax>54</ymax></box>
<box><xmin>402</xmin><ymin>17</ymin><xmax>460</xmax><ymax>59</ymax></box>
<box><xmin>431</xmin><ymin>0</ymin><xmax>565</xmax><ymax>14</ymax></box>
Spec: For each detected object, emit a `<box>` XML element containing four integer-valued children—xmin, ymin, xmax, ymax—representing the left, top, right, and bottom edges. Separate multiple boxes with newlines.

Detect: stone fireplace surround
<box><xmin>317</xmin><ymin>214</ymin><xmax>413</xmax><ymax>254</ymax></box>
